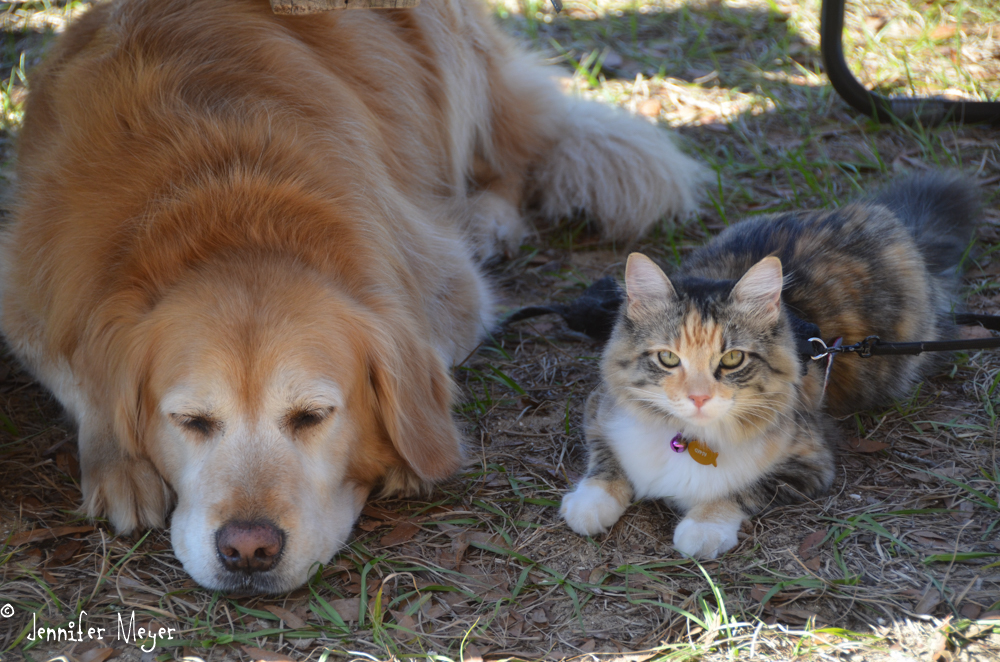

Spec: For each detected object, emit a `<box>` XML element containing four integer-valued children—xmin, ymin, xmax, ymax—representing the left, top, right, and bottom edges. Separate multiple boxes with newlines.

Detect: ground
<box><xmin>1</xmin><ymin>1</ymin><xmax>999</xmax><ymax>661</ymax></box>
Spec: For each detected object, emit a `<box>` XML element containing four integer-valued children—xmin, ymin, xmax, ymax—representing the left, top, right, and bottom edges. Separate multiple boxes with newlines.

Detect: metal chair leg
<box><xmin>820</xmin><ymin>0</ymin><xmax>1000</xmax><ymax>125</ymax></box>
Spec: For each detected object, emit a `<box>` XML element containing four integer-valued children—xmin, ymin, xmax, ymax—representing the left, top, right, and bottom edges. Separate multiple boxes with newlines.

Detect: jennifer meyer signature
<box><xmin>6</xmin><ymin>605</ymin><xmax>177</xmax><ymax>653</ymax></box>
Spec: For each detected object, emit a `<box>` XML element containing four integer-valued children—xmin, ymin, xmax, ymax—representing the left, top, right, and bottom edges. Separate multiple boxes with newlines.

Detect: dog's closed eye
<box><xmin>287</xmin><ymin>407</ymin><xmax>334</xmax><ymax>433</ymax></box>
<box><xmin>173</xmin><ymin>413</ymin><xmax>219</xmax><ymax>436</ymax></box>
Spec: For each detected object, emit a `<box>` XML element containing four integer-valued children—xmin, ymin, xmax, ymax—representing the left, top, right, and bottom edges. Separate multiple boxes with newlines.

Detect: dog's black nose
<box><xmin>216</xmin><ymin>520</ymin><xmax>284</xmax><ymax>572</ymax></box>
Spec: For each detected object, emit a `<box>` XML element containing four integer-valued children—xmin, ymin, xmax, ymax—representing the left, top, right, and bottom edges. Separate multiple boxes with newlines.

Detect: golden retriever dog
<box><xmin>1</xmin><ymin>0</ymin><xmax>706</xmax><ymax>593</ymax></box>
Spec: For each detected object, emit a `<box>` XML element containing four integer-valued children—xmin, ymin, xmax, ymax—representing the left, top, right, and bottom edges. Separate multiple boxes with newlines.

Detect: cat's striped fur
<box><xmin>561</xmin><ymin>173</ymin><xmax>980</xmax><ymax>558</ymax></box>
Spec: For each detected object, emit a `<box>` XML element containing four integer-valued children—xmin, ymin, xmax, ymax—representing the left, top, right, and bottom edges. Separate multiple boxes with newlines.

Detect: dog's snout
<box><xmin>216</xmin><ymin>520</ymin><xmax>284</xmax><ymax>573</ymax></box>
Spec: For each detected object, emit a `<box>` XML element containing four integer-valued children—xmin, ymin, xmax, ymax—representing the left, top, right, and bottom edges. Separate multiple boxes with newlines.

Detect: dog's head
<box><xmin>111</xmin><ymin>255</ymin><xmax>461</xmax><ymax>593</ymax></box>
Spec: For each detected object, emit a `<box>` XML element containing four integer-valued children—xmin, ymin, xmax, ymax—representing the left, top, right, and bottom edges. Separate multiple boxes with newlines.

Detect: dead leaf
<box><xmin>587</xmin><ymin>565</ymin><xmax>608</xmax><ymax>585</ymax></box>
<box><xmin>423</xmin><ymin>600</ymin><xmax>447</xmax><ymax>620</ymax></box>
<box><xmin>907</xmin><ymin>471</ymin><xmax>936</xmax><ymax>484</ymax></box>
<box><xmin>517</xmin><ymin>395</ymin><xmax>541</xmax><ymax>409</ymax></box>
<box><xmin>380</xmin><ymin>521</ymin><xmax>420</xmax><ymax>547</ymax></box>
<box><xmin>468</xmin><ymin>531</ymin><xmax>508</xmax><ymax>550</ymax></box>
<box><xmin>456</xmin><ymin>565</ymin><xmax>509</xmax><ymax>600</ymax></box>
<box><xmin>842</xmin><ymin>437</ymin><xmax>889</xmax><ymax>454</ymax></box>
<box><xmin>49</xmin><ymin>539</ymin><xmax>84</xmax><ymax>564</ymax></box>
<box><xmin>328</xmin><ymin>597</ymin><xmax>361</xmax><ymax>622</ymax></box>
<box><xmin>356</xmin><ymin>518</ymin><xmax>384</xmax><ymax>532</ymax></box>
<box><xmin>798</xmin><ymin>529</ymin><xmax>828</xmax><ymax>560</ymax></box>
<box><xmin>451</xmin><ymin>531</ymin><xmax>470</xmax><ymax>568</ymax></box>
<box><xmin>911</xmin><ymin>532</ymin><xmax>952</xmax><ymax>551</ymax></box>
<box><xmin>18</xmin><ymin>496</ymin><xmax>46</xmax><ymax>515</ymax></box>
<box><xmin>864</xmin><ymin>14</ymin><xmax>888</xmax><ymax>33</ymax></box>
<box><xmin>750</xmin><ymin>584</ymin><xmax>769</xmax><ymax>603</ymax></box>
<box><xmin>424</xmin><ymin>504</ymin><xmax>456</xmax><ymax>518</ymax></box>
<box><xmin>241</xmin><ymin>646</ymin><xmax>294</xmax><ymax>662</ymax></box>
<box><xmin>79</xmin><ymin>648</ymin><xmax>117</xmax><ymax>662</ymax></box>
<box><xmin>804</xmin><ymin>556</ymin><xmax>822</xmax><ymax>572</ymax></box>
<box><xmin>915</xmin><ymin>588</ymin><xmax>942</xmax><ymax>615</ymax></box>
<box><xmin>638</xmin><ymin>99</ymin><xmax>662</xmax><ymax>117</ymax></box>
<box><xmin>344</xmin><ymin>579</ymin><xmax>380</xmax><ymax>597</ymax></box>
<box><xmin>56</xmin><ymin>451</ymin><xmax>80</xmax><ymax>479</ymax></box>
<box><xmin>929</xmin><ymin>631</ymin><xmax>949</xmax><ymax>662</ymax></box>
<box><xmin>360</xmin><ymin>504</ymin><xmax>397</xmax><ymax>520</ymax></box>
<box><xmin>390</xmin><ymin>610</ymin><xmax>417</xmax><ymax>640</ymax></box>
<box><xmin>936</xmin><ymin>466</ymin><xmax>969</xmax><ymax>479</ymax></box>
<box><xmin>530</xmin><ymin>608</ymin><xmax>549</xmax><ymax>626</ymax></box>
<box><xmin>930</xmin><ymin>23</ymin><xmax>957</xmax><ymax>40</ymax></box>
<box><xmin>463</xmin><ymin>643</ymin><xmax>484</xmax><ymax>662</ymax></box>
<box><xmin>579</xmin><ymin>639</ymin><xmax>596</xmax><ymax>653</ymax></box>
<box><xmin>960</xmin><ymin>603</ymin><xmax>982</xmax><ymax>619</ymax></box>
<box><xmin>957</xmin><ymin>324</ymin><xmax>997</xmax><ymax>339</ymax></box>
<box><xmin>950</xmin><ymin>500</ymin><xmax>975</xmax><ymax>522</ymax></box>
<box><xmin>769</xmin><ymin>607</ymin><xmax>818</xmax><ymax>625</ymax></box>
<box><xmin>7</xmin><ymin>525</ymin><xmax>94</xmax><ymax>547</ymax></box>
<box><xmin>911</xmin><ymin>529</ymin><xmax>948</xmax><ymax>542</ymax></box>
<box><xmin>264</xmin><ymin>605</ymin><xmax>306</xmax><ymax>629</ymax></box>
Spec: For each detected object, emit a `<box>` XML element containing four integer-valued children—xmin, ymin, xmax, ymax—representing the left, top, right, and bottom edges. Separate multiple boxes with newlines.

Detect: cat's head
<box><xmin>604</xmin><ymin>253</ymin><xmax>802</xmax><ymax>441</ymax></box>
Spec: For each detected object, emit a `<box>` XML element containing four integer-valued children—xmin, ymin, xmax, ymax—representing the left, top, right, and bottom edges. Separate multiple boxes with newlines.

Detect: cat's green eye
<box><xmin>720</xmin><ymin>350</ymin><xmax>745</xmax><ymax>369</ymax></box>
<box><xmin>657</xmin><ymin>351</ymin><xmax>680</xmax><ymax>368</ymax></box>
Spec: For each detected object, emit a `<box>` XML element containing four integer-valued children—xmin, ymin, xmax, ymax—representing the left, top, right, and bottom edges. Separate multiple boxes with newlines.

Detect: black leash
<box><xmin>810</xmin><ymin>328</ymin><xmax>1000</xmax><ymax>360</ymax></box>
<box><xmin>503</xmin><ymin>279</ymin><xmax>1000</xmax><ymax>359</ymax></box>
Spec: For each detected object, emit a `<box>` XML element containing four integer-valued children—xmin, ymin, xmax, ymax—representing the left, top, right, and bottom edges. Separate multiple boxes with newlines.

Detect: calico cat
<box><xmin>560</xmin><ymin>173</ymin><xmax>980</xmax><ymax>559</ymax></box>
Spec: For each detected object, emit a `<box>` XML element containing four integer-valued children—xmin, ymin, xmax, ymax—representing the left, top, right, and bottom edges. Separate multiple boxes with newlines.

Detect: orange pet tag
<box><xmin>687</xmin><ymin>440</ymin><xmax>719</xmax><ymax>467</ymax></box>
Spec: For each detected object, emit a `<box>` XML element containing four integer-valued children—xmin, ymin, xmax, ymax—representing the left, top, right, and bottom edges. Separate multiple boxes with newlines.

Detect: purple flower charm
<box><xmin>670</xmin><ymin>433</ymin><xmax>687</xmax><ymax>453</ymax></box>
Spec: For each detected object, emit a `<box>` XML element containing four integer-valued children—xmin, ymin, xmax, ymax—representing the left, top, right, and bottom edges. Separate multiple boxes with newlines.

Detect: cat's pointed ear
<box><xmin>625</xmin><ymin>253</ymin><xmax>676</xmax><ymax>312</ymax></box>
<box><xmin>731</xmin><ymin>256</ymin><xmax>783</xmax><ymax>318</ymax></box>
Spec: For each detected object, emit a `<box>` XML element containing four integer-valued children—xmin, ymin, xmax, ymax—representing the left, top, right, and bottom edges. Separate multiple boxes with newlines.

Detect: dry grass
<box><xmin>2</xmin><ymin>1</ymin><xmax>1000</xmax><ymax>661</ymax></box>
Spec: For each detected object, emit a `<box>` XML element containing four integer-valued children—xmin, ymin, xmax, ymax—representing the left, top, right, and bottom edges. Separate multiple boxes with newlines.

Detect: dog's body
<box><xmin>1</xmin><ymin>0</ymin><xmax>705</xmax><ymax>592</ymax></box>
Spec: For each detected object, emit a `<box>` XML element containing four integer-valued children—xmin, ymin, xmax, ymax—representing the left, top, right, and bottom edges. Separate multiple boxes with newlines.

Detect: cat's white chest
<box><xmin>604</xmin><ymin>408</ymin><xmax>761</xmax><ymax>507</ymax></box>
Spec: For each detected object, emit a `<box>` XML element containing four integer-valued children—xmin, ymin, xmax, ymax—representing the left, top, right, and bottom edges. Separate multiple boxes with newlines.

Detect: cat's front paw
<box><xmin>673</xmin><ymin>517</ymin><xmax>740</xmax><ymax>559</ymax></box>
<box><xmin>561</xmin><ymin>478</ymin><xmax>628</xmax><ymax>536</ymax></box>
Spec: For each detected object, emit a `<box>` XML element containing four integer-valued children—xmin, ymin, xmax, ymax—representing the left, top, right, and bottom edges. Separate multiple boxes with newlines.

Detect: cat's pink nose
<box><xmin>689</xmin><ymin>395</ymin><xmax>711</xmax><ymax>409</ymax></box>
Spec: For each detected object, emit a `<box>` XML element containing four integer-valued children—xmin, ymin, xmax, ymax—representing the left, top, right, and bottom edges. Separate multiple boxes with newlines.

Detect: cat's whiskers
<box><xmin>733</xmin><ymin>405</ymin><xmax>789</xmax><ymax>433</ymax></box>
<box><xmin>731</xmin><ymin>395</ymin><xmax>797</xmax><ymax>428</ymax></box>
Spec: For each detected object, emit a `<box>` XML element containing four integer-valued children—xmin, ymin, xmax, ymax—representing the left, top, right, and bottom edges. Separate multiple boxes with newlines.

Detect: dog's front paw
<box><xmin>458</xmin><ymin>191</ymin><xmax>526</xmax><ymax>262</ymax></box>
<box><xmin>560</xmin><ymin>478</ymin><xmax>628</xmax><ymax>536</ymax></box>
<box><xmin>82</xmin><ymin>456</ymin><xmax>174</xmax><ymax>533</ymax></box>
<box><xmin>672</xmin><ymin>516</ymin><xmax>740</xmax><ymax>559</ymax></box>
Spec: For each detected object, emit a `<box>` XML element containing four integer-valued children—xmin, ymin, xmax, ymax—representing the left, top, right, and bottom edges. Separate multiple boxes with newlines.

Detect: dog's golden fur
<box><xmin>0</xmin><ymin>0</ymin><xmax>705</xmax><ymax>592</ymax></box>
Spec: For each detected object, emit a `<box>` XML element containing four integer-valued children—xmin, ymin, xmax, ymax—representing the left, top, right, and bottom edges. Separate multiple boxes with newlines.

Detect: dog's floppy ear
<box><xmin>111</xmin><ymin>332</ymin><xmax>152</xmax><ymax>459</ymax></box>
<box><xmin>80</xmin><ymin>315</ymin><xmax>173</xmax><ymax>531</ymax></box>
<box><xmin>365</xmin><ymin>320</ymin><xmax>463</xmax><ymax>482</ymax></box>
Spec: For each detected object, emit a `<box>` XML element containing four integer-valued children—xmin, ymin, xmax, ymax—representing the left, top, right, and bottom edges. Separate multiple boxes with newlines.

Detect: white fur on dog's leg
<box><xmin>532</xmin><ymin>99</ymin><xmax>710</xmax><ymax>241</ymax></box>
<box><xmin>672</xmin><ymin>508</ymin><xmax>743</xmax><ymax>559</ymax></box>
<box><xmin>561</xmin><ymin>478</ymin><xmax>629</xmax><ymax>536</ymax></box>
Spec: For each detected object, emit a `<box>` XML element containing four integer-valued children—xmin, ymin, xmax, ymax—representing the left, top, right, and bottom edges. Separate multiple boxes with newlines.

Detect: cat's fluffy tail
<box><xmin>873</xmin><ymin>172</ymin><xmax>981</xmax><ymax>276</ymax></box>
